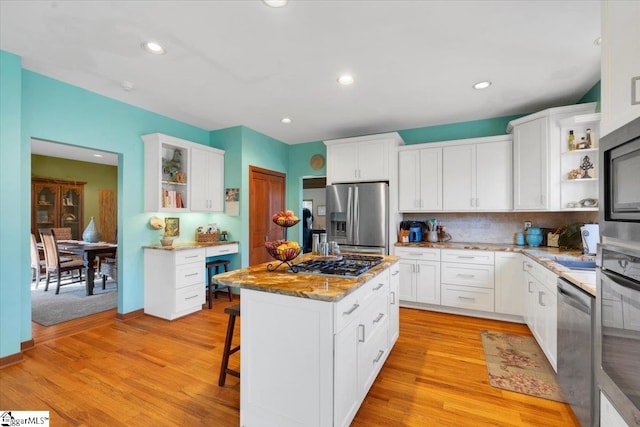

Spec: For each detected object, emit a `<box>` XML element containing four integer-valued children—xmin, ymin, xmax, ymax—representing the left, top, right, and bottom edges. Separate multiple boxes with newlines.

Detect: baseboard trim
<box><xmin>21</xmin><ymin>339</ymin><xmax>35</xmax><ymax>352</ymax></box>
<box><xmin>0</xmin><ymin>351</ymin><xmax>23</xmax><ymax>369</ymax></box>
<box><xmin>116</xmin><ymin>308</ymin><xmax>144</xmax><ymax>321</ymax></box>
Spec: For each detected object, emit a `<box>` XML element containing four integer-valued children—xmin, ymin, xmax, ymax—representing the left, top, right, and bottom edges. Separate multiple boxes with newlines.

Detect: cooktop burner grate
<box><xmin>293</xmin><ymin>254</ymin><xmax>384</xmax><ymax>277</ymax></box>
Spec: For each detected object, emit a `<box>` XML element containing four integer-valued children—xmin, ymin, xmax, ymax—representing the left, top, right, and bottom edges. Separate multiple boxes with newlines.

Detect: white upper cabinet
<box><xmin>507</xmin><ymin>103</ymin><xmax>597</xmax><ymax>211</ymax></box>
<box><xmin>601</xmin><ymin>0</ymin><xmax>640</xmax><ymax>136</ymax></box>
<box><xmin>190</xmin><ymin>146</ymin><xmax>225</xmax><ymax>212</ymax></box>
<box><xmin>142</xmin><ymin>133</ymin><xmax>224</xmax><ymax>213</ymax></box>
<box><xmin>324</xmin><ymin>132</ymin><xmax>404</xmax><ymax>184</ymax></box>
<box><xmin>398</xmin><ymin>147</ymin><xmax>442</xmax><ymax>212</ymax></box>
<box><xmin>442</xmin><ymin>137</ymin><xmax>512</xmax><ymax>211</ymax></box>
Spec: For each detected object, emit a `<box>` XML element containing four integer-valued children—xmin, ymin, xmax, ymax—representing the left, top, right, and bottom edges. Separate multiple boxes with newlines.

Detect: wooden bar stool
<box><xmin>206</xmin><ymin>259</ymin><xmax>232</xmax><ymax>308</ymax></box>
<box><xmin>219</xmin><ymin>303</ymin><xmax>240</xmax><ymax>386</ymax></box>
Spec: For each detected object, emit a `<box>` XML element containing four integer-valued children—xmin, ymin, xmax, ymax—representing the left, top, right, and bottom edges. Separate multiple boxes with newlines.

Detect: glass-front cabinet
<box><xmin>32</xmin><ymin>178</ymin><xmax>85</xmax><ymax>241</ymax></box>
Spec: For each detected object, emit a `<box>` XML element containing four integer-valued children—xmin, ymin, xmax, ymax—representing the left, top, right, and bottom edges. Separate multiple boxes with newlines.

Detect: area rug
<box><xmin>31</xmin><ymin>279</ymin><xmax>117</xmax><ymax>326</ymax></box>
<box><xmin>480</xmin><ymin>330</ymin><xmax>566</xmax><ymax>402</ymax></box>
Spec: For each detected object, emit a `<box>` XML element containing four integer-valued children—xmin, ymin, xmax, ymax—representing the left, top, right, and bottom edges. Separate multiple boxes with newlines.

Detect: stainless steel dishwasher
<box><xmin>557</xmin><ymin>278</ymin><xmax>596</xmax><ymax>427</ymax></box>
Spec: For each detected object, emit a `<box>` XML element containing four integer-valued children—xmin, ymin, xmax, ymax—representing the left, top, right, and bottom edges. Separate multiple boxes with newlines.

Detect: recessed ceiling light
<box><xmin>142</xmin><ymin>41</ymin><xmax>166</xmax><ymax>55</ymax></box>
<box><xmin>93</xmin><ymin>154</ymin><xmax>104</xmax><ymax>158</ymax></box>
<box><xmin>594</xmin><ymin>36</ymin><xmax>602</xmax><ymax>46</ymax></box>
<box><xmin>337</xmin><ymin>74</ymin><xmax>355</xmax><ymax>85</ymax></box>
<box><xmin>263</xmin><ymin>0</ymin><xmax>288</xmax><ymax>7</ymax></box>
<box><xmin>473</xmin><ymin>80</ymin><xmax>492</xmax><ymax>90</ymax></box>
<box><xmin>281</xmin><ymin>117</ymin><xmax>292</xmax><ymax>124</ymax></box>
<box><xmin>121</xmin><ymin>80</ymin><xmax>134</xmax><ymax>91</ymax></box>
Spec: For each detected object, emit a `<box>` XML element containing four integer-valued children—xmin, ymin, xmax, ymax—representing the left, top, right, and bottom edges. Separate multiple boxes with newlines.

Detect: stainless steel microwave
<box><xmin>600</xmin><ymin>117</ymin><xmax>640</xmax><ymax>242</ymax></box>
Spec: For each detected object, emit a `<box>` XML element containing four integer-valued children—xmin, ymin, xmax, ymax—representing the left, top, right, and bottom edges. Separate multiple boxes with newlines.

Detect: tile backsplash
<box><xmin>402</xmin><ymin>211</ymin><xmax>599</xmax><ymax>245</ymax></box>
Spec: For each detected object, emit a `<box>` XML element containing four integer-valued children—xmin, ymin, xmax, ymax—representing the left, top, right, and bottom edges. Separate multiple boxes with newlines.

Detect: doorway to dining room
<box><xmin>30</xmin><ymin>138</ymin><xmax>119</xmax><ymax>329</ymax></box>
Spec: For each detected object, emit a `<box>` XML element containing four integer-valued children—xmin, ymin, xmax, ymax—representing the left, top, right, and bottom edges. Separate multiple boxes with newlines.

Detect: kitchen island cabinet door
<box><xmin>334</xmin><ymin>317</ymin><xmax>360</xmax><ymax>427</ymax></box>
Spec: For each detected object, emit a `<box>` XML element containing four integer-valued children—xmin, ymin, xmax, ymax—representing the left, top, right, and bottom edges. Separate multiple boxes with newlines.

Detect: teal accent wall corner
<box><xmin>579</xmin><ymin>81</ymin><xmax>601</xmax><ymax>112</ymax></box>
<box><xmin>0</xmin><ymin>50</ymin><xmax>25</xmax><ymax>359</ymax></box>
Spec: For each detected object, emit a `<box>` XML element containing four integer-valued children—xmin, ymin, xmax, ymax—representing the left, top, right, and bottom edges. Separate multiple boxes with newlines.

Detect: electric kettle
<box><xmin>409</xmin><ymin>223</ymin><xmax>423</xmax><ymax>242</ymax></box>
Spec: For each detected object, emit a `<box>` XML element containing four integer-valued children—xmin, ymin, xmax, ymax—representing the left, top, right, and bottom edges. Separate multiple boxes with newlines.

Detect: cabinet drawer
<box><xmin>175</xmin><ymin>249</ymin><xmax>205</xmax><ymax>265</ymax></box>
<box><xmin>174</xmin><ymin>283</ymin><xmax>205</xmax><ymax>313</ymax></box>
<box><xmin>441</xmin><ymin>284</ymin><xmax>495</xmax><ymax>312</ymax></box>
<box><xmin>175</xmin><ymin>263</ymin><xmax>204</xmax><ymax>288</ymax></box>
<box><xmin>441</xmin><ymin>249</ymin><xmax>494</xmax><ymax>265</ymax></box>
<box><xmin>441</xmin><ymin>263</ymin><xmax>494</xmax><ymax>288</ymax></box>
<box><xmin>394</xmin><ymin>247</ymin><xmax>440</xmax><ymax>261</ymax></box>
<box><xmin>360</xmin><ymin>292</ymin><xmax>388</xmax><ymax>343</ymax></box>
<box><xmin>206</xmin><ymin>243</ymin><xmax>239</xmax><ymax>257</ymax></box>
<box><xmin>336</xmin><ymin>287</ymin><xmax>364</xmax><ymax>333</ymax></box>
<box><xmin>361</xmin><ymin>270</ymin><xmax>389</xmax><ymax>307</ymax></box>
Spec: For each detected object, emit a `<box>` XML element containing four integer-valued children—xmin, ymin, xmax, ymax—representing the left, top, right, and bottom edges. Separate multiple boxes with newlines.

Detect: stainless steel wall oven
<box><xmin>597</xmin><ymin>245</ymin><xmax>640</xmax><ymax>426</ymax></box>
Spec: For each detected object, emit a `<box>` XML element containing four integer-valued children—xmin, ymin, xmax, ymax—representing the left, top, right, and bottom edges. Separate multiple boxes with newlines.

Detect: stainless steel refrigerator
<box><xmin>326</xmin><ymin>182</ymin><xmax>388</xmax><ymax>254</ymax></box>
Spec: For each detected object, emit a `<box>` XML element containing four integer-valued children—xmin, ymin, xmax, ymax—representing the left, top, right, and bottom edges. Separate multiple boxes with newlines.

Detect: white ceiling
<box><xmin>1</xmin><ymin>0</ymin><xmax>601</xmax><ymax>145</ymax></box>
<box><xmin>31</xmin><ymin>138</ymin><xmax>118</xmax><ymax>166</ymax></box>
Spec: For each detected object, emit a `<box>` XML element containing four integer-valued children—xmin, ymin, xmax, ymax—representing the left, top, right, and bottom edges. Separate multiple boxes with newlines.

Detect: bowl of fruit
<box><xmin>265</xmin><ymin>239</ymin><xmax>301</xmax><ymax>261</ymax></box>
<box><xmin>272</xmin><ymin>210</ymin><xmax>300</xmax><ymax>227</ymax></box>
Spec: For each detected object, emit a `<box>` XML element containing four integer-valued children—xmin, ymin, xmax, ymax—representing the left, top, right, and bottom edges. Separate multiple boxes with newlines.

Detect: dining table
<box><xmin>56</xmin><ymin>240</ymin><xmax>118</xmax><ymax>296</ymax></box>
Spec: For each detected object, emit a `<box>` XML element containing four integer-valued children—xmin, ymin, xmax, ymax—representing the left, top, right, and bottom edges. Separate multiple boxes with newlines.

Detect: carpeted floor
<box><xmin>31</xmin><ymin>277</ymin><xmax>117</xmax><ymax>326</ymax></box>
<box><xmin>480</xmin><ymin>330</ymin><xmax>566</xmax><ymax>402</ymax></box>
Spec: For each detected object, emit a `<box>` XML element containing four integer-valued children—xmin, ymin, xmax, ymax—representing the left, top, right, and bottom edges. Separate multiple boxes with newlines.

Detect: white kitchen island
<box><xmin>214</xmin><ymin>255</ymin><xmax>400</xmax><ymax>427</ymax></box>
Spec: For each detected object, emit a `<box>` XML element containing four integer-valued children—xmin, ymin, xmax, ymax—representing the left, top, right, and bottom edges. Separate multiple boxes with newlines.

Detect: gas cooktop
<box><xmin>292</xmin><ymin>254</ymin><xmax>385</xmax><ymax>277</ymax></box>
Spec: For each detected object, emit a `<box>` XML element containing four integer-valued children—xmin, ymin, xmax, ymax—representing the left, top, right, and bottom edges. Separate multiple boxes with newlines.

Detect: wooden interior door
<box><xmin>249</xmin><ymin>166</ymin><xmax>286</xmax><ymax>266</ymax></box>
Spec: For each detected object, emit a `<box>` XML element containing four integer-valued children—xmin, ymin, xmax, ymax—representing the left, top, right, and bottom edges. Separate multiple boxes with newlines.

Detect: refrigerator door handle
<box><xmin>353</xmin><ymin>185</ymin><xmax>359</xmax><ymax>245</ymax></box>
<box><xmin>347</xmin><ymin>186</ymin><xmax>354</xmax><ymax>243</ymax></box>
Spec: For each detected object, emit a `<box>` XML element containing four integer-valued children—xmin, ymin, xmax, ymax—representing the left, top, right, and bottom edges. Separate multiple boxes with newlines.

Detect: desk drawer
<box><xmin>174</xmin><ymin>283</ymin><xmax>205</xmax><ymax>313</ymax></box>
<box><xmin>175</xmin><ymin>249</ymin><xmax>205</xmax><ymax>265</ymax></box>
<box><xmin>175</xmin><ymin>264</ymin><xmax>204</xmax><ymax>289</ymax></box>
<box><xmin>206</xmin><ymin>243</ymin><xmax>239</xmax><ymax>257</ymax></box>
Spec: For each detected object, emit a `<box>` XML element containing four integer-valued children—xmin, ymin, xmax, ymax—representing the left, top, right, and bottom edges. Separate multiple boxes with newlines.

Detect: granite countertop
<box><xmin>214</xmin><ymin>254</ymin><xmax>399</xmax><ymax>302</ymax></box>
<box><xmin>395</xmin><ymin>241</ymin><xmax>597</xmax><ymax>296</ymax></box>
<box><xmin>143</xmin><ymin>241</ymin><xmax>239</xmax><ymax>251</ymax></box>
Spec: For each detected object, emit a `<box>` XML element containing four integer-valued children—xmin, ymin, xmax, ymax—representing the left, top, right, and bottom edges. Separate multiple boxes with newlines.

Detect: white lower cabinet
<box><xmin>494</xmin><ymin>252</ymin><xmax>524</xmax><ymax>316</ymax></box>
<box><xmin>523</xmin><ymin>257</ymin><xmax>558</xmax><ymax>371</ymax></box>
<box><xmin>143</xmin><ymin>248</ymin><xmax>206</xmax><ymax>320</ymax></box>
<box><xmin>395</xmin><ymin>247</ymin><xmax>440</xmax><ymax>305</ymax></box>
<box><xmin>240</xmin><ymin>264</ymin><xmax>398</xmax><ymax>427</ymax></box>
<box><xmin>440</xmin><ymin>249</ymin><xmax>495</xmax><ymax>312</ymax></box>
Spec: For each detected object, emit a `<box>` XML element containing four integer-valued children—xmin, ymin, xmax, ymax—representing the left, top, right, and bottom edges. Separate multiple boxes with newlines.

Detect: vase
<box><xmin>82</xmin><ymin>216</ymin><xmax>101</xmax><ymax>242</ymax></box>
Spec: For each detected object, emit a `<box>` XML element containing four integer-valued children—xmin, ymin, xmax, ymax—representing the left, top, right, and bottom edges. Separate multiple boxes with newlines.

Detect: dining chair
<box><xmin>51</xmin><ymin>227</ymin><xmax>73</xmax><ymax>240</ymax></box>
<box><xmin>100</xmin><ymin>253</ymin><xmax>117</xmax><ymax>289</ymax></box>
<box><xmin>40</xmin><ymin>228</ymin><xmax>85</xmax><ymax>294</ymax></box>
<box><xmin>30</xmin><ymin>233</ymin><xmax>46</xmax><ymax>287</ymax></box>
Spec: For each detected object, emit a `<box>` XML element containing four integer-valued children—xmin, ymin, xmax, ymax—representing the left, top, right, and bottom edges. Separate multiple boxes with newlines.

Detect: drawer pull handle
<box><xmin>538</xmin><ymin>291</ymin><xmax>546</xmax><ymax>307</ymax></box>
<box><xmin>373</xmin><ymin>350</ymin><xmax>384</xmax><ymax>363</ymax></box>
<box><xmin>373</xmin><ymin>313</ymin><xmax>384</xmax><ymax>324</ymax></box>
<box><xmin>528</xmin><ymin>282</ymin><xmax>534</xmax><ymax>293</ymax></box>
<box><xmin>358</xmin><ymin>324</ymin><xmax>365</xmax><ymax>343</ymax></box>
<box><xmin>217</xmin><ymin>249</ymin><xmax>230</xmax><ymax>253</ymax></box>
<box><xmin>523</xmin><ymin>262</ymin><xmax>532</xmax><ymax>271</ymax></box>
<box><xmin>390</xmin><ymin>291</ymin><xmax>396</xmax><ymax>305</ymax></box>
<box><xmin>373</xmin><ymin>283</ymin><xmax>384</xmax><ymax>291</ymax></box>
<box><xmin>409</xmin><ymin>252</ymin><xmax>424</xmax><ymax>257</ymax></box>
<box><xmin>458</xmin><ymin>296</ymin><xmax>475</xmax><ymax>301</ymax></box>
<box><xmin>457</xmin><ymin>256</ymin><xmax>475</xmax><ymax>259</ymax></box>
<box><xmin>391</xmin><ymin>270</ymin><xmax>400</xmax><ymax>276</ymax></box>
<box><xmin>185</xmin><ymin>273</ymin><xmax>199</xmax><ymax>277</ymax></box>
<box><xmin>185</xmin><ymin>294</ymin><xmax>200</xmax><ymax>300</ymax></box>
<box><xmin>456</xmin><ymin>273</ymin><xmax>475</xmax><ymax>279</ymax></box>
<box><xmin>343</xmin><ymin>303</ymin><xmax>360</xmax><ymax>315</ymax></box>
<box><xmin>185</xmin><ymin>255</ymin><xmax>199</xmax><ymax>259</ymax></box>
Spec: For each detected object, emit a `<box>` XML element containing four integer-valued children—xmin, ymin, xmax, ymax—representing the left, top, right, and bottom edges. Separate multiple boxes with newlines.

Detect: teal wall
<box><xmin>0</xmin><ymin>47</ymin><xmax>602</xmax><ymax>361</ymax></box>
<box><xmin>0</xmin><ymin>51</ymin><xmax>24</xmax><ymax>359</ymax></box>
<box><xmin>579</xmin><ymin>81</ymin><xmax>601</xmax><ymax>112</ymax></box>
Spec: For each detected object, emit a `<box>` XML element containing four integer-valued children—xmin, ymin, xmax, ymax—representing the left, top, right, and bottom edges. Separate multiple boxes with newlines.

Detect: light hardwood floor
<box><xmin>1</xmin><ymin>301</ymin><xmax>579</xmax><ymax>426</ymax></box>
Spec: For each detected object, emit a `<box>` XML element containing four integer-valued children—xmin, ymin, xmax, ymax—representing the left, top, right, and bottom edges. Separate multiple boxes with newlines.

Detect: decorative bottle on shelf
<box><xmin>568</xmin><ymin>130</ymin><xmax>575</xmax><ymax>151</ymax></box>
<box><xmin>585</xmin><ymin>128</ymin><xmax>592</xmax><ymax>148</ymax></box>
<box><xmin>82</xmin><ymin>216</ymin><xmax>101</xmax><ymax>242</ymax></box>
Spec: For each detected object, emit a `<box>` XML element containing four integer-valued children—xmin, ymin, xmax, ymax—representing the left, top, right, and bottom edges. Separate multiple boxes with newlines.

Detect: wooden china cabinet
<box><xmin>32</xmin><ymin>177</ymin><xmax>86</xmax><ymax>241</ymax></box>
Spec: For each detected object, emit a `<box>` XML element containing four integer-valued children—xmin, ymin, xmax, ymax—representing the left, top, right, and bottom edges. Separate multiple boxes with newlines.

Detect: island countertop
<box><xmin>214</xmin><ymin>254</ymin><xmax>399</xmax><ymax>302</ymax></box>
